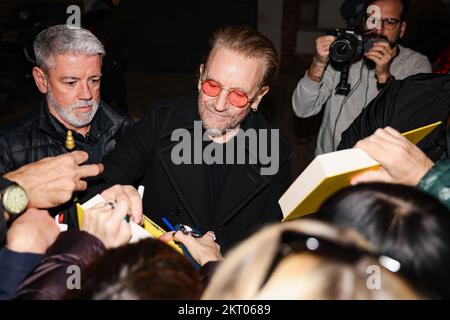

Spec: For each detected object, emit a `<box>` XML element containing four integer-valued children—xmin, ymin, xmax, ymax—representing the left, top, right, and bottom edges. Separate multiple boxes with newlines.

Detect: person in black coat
<box><xmin>337</xmin><ymin>73</ymin><xmax>450</xmax><ymax>161</ymax></box>
<box><xmin>101</xmin><ymin>26</ymin><xmax>291</xmax><ymax>252</ymax></box>
<box><xmin>0</xmin><ymin>25</ymin><xmax>133</xmax><ymax>228</ymax></box>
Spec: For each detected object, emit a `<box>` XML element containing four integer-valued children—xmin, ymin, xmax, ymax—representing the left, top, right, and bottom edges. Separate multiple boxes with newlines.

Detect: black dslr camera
<box><xmin>328</xmin><ymin>0</ymin><xmax>369</xmax><ymax>95</ymax></box>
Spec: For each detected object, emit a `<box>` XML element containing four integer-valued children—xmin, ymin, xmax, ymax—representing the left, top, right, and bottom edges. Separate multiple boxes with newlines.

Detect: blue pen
<box><xmin>162</xmin><ymin>217</ymin><xmax>176</xmax><ymax>231</ymax></box>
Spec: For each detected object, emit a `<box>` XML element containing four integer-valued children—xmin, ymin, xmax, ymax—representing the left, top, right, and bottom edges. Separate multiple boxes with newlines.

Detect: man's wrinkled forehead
<box><xmin>204</xmin><ymin>46</ymin><xmax>265</xmax><ymax>89</ymax></box>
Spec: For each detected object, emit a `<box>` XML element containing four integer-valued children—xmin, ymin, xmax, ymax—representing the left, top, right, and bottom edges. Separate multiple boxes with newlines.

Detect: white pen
<box><xmin>138</xmin><ymin>185</ymin><xmax>145</xmax><ymax>199</ymax></box>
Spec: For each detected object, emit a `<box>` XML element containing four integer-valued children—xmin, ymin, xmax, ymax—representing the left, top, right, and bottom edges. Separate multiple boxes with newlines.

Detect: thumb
<box><xmin>159</xmin><ymin>231</ymin><xmax>175</xmax><ymax>243</ymax></box>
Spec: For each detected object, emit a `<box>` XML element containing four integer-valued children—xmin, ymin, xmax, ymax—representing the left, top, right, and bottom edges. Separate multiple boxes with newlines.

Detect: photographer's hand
<box><xmin>315</xmin><ymin>35</ymin><xmax>336</xmax><ymax>64</ymax></box>
<box><xmin>307</xmin><ymin>35</ymin><xmax>336</xmax><ymax>82</ymax></box>
<box><xmin>365</xmin><ymin>42</ymin><xmax>396</xmax><ymax>83</ymax></box>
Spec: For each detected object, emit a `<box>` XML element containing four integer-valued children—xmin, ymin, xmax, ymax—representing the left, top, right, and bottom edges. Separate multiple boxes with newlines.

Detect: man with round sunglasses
<box><xmin>100</xmin><ymin>26</ymin><xmax>291</xmax><ymax>253</ymax></box>
<box><xmin>292</xmin><ymin>0</ymin><xmax>432</xmax><ymax>156</ymax></box>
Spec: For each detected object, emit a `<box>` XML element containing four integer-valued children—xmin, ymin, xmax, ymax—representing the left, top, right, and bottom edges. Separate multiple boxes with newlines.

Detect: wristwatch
<box><xmin>377</xmin><ymin>75</ymin><xmax>395</xmax><ymax>91</ymax></box>
<box><xmin>0</xmin><ymin>177</ymin><xmax>28</xmax><ymax>215</ymax></box>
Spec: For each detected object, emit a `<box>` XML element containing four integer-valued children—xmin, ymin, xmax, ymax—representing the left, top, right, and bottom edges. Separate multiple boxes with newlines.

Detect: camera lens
<box><xmin>336</xmin><ymin>43</ymin><xmax>348</xmax><ymax>56</ymax></box>
<box><xmin>329</xmin><ymin>34</ymin><xmax>358</xmax><ymax>64</ymax></box>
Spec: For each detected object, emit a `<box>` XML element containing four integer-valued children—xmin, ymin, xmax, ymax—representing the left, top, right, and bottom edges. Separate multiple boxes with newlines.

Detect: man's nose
<box><xmin>78</xmin><ymin>81</ymin><xmax>93</xmax><ymax>100</ymax></box>
<box><xmin>213</xmin><ymin>90</ymin><xmax>230</xmax><ymax>112</ymax></box>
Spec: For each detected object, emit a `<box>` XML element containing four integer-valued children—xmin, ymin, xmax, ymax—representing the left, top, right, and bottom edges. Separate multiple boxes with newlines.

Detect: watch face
<box><xmin>3</xmin><ymin>185</ymin><xmax>28</xmax><ymax>215</ymax></box>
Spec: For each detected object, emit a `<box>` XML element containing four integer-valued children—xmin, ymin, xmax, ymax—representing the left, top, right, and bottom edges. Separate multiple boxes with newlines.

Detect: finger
<box><xmin>366</xmin><ymin>51</ymin><xmax>383</xmax><ymax>60</ymax></box>
<box><xmin>76</xmin><ymin>163</ymin><xmax>104</xmax><ymax>179</ymax></box>
<box><xmin>355</xmin><ymin>138</ymin><xmax>389</xmax><ymax>162</ymax></box>
<box><xmin>70</xmin><ymin>151</ymin><xmax>89</xmax><ymax>165</ymax></box>
<box><xmin>364</xmin><ymin>54</ymin><xmax>381</xmax><ymax>64</ymax></box>
<box><xmin>75</xmin><ymin>179</ymin><xmax>88</xmax><ymax>191</ymax></box>
<box><xmin>124</xmin><ymin>186</ymin><xmax>143</xmax><ymax>224</ymax></box>
<box><xmin>373</xmin><ymin>42</ymin><xmax>391</xmax><ymax>50</ymax></box>
<box><xmin>384</xmin><ymin>126</ymin><xmax>404</xmax><ymax>139</ymax></box>
<box><xmin>318</xmin><ymin>36</ymin><xmax>336</xmax><ymax>43</ymax></box>
<box><xmin>110</xmin><ymin>199</ymin><xmax>130</xmax><ymax>226</ymax></box>
<box><xmin>82</xmin><ymin>209</ymin><xmax>91</xmax><ymax>232</ymax></box>
<box><xmin>204</xmin><ymin>231</ymin><xmax>217</xmax><ymax>241</ymax></box>
<box><xmin>351</xmin><ymin>168</ymin><xmax>393</xmax><ymax>185</ymax></box>
<box><xmin>160</xmin><ymin>231</ymin><xmax>176</xmax><ymax>243</ymax></box>
<box><xmin>117</xmin><ymin>220</ymin><xmax>132</xmax><ymax>245</ymax></box>
<box><xmin>372</xmin><ymin>128</ymin><xmax>407</xmax><ymax>148</ymax></box>
<box><xmin>173</xmin><ymin>230</ymin><xmax>197</xmax><ymax>248</ymax></box>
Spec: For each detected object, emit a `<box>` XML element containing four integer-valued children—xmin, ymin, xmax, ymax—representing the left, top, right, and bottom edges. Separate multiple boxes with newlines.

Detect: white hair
<box><xmin>33</xmin><ymin>24</ymin><xmax>105</xmax><ymax>72</ymax></box>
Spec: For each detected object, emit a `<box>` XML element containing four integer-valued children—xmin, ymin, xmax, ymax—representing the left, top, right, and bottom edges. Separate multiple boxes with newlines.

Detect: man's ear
<box><xmin>259</xmin><ymin>85</ymin><xmax>270</xmax><ymax>98</ymax></box>
<box><xmin>198</xmin><ymin>64</ymin><xmax>205</xmax><ymax>90</ymax></box>
<box><xmin>400</xmin><ymin>21</ymin><xmax>407</xmax><ymax>38</ymax></box>
<box><xmin>32</xmin><ymin>67</ymin><xmax>49</xmax><ymax>94</ymax></box>
<box><xmin>252</xmin><ymin>85</ymin><xmax>270</xmax><ymax>108</ymax></box>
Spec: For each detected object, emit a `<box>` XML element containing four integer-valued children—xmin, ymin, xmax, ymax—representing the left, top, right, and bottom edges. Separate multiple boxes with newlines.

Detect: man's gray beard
<box><xmin>47</xmin><ymin>88</ymin><xmax>99</xmax><ymax>128</ymax></box>
<box><xmin>198</xmin><ymin>101</ymin><xmax>249</xmax><ymax>137</ymax></box>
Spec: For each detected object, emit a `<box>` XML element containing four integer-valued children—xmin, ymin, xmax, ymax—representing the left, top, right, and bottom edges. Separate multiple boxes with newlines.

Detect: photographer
<box><xmin>292</xmin><ymin>0</ymin><xmax>431</xmax><ymax>155</ymax></box>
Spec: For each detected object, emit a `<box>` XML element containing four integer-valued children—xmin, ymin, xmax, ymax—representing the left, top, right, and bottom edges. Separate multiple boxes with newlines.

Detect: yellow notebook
<box><xmin>279</xmin><ymin>122</ymin><xmax>441</xmax><ymax>222</ymax></box>
<box><xmin>76</xmin><ymin>196</ymin><xmax>183</xmax><ymax>254</ymax></box>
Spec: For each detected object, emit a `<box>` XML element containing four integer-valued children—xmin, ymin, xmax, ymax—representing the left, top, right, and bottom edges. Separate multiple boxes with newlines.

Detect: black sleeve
<box><xmin>102</xmin><ymin>111</ymin><xmax>156</xmax><ymax>186</ymax></box>
<box><xmin>0</xmin><ymin>135</ymin><xmax>14</xmax><ymax>175</ymax></box>
<box><xmin>260</xmin><ymin>138</ymin><xmax>291</xmax><ymax>224</ymax></box>
<box><xmin>0</xmin><ymin>176</ymin><xmax>14</xmax><ymax>247</ymax></box>
<box><xmin>337</xmin><ymin>83</ymin><xmax>399</xmax><ymax>150</ymax></box>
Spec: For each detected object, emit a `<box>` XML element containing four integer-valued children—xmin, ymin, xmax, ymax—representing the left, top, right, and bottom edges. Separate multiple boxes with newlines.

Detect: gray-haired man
<box><xmin>0</xmin><ymin>24</ymin><xmax>134</xmax><ymax>228</ymax></box>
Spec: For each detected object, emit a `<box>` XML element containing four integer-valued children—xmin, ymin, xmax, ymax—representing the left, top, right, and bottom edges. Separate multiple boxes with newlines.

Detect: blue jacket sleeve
<box><xmin>0</xmin><ymin>248</ymin><xmax>43</xmax><ymax>300</ymax></box>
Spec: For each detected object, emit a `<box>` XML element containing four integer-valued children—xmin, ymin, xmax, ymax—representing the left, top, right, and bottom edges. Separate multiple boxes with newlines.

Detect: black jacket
<box><xmin>338</xmin><ymin>74</ymin><xmax>450</xmax><ymax>161</ymax></box>
<box><xmin>102</xmin><ymin>95</ymin><xmax>291</xmax><ymax>253</ymax></box>
<box><xmin>0</xmin><ymin>99</ymin><xmax>133</xmax><ymax>172</ymax></box>
<box><xmin>0</xmin><ymin>99</ymin><xmax>133</xmax><ymax>227</ymax></box>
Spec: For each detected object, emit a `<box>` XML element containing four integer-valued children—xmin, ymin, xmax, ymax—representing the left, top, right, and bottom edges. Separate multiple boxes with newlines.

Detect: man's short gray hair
<box><xmin>34</xmin><ymin>24</ymin><xmax>105</xmax><ymax>72</ymax></box>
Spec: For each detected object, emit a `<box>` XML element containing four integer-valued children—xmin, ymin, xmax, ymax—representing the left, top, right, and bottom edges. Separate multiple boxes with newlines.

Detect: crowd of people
<box><xmin>1</xmin><ymin>0</ymin><xmax>450</xmax><ymax>300</ymax></box>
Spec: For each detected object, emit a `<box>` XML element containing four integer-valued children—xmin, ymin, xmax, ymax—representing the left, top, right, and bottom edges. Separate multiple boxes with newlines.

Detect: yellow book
<box><xmin>76</xmin><ymin>196</ymin><xmax>183</xmax><ymax>254</ymax></box>
<box><xmin>279</xmin><ymin>122</ymin><xmax>441</xmax><ymax>222</ymax></box>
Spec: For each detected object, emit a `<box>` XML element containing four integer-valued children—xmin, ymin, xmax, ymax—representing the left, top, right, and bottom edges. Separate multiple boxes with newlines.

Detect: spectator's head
<box><xmin>198</xmin><ymin>25</ymin><xmax>279</xmax><ymax>136</ymax></box>
<box><xmin>317</xmin><ymin>183</ymin><xmax>450</xmax><ymax>299</ymax></box>
<box><xmin>202</xmin><ymin>220</ymin><xmax>419</xmax><ymax>300</ymax></box>
<box><xmin>366</xmin><ymin>0</ymin><xmax>408</xmax><ymax>47</ymax></box>
<box><xmin>32</xmin><ymin>25</ymin><xmax>105</xmax><ymax>133</ymax></box>
<box><xmin>67</xmin><ymin>238</ymin><xmax>204</xmax><ymax>299</ymax></box>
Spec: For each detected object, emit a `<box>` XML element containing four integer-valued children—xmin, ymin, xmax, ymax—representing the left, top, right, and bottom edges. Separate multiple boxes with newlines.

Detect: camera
<box><xmin>329</xmin><ymin>28</ymin><xmax>365</xmax><ymax>66</ymax></box>
<box><xmin>328</xmin><ymin>0</ymin><xmax>369</xmax><ymax>95</ymax></box>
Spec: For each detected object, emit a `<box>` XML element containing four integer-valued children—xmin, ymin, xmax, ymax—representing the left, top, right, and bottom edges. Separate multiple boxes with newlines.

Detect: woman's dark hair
<box><xmin>66</xmin><ymin>238</ymin><xmax>204</xmax><ymax>300</ymax></box>
<box><xmin>316</xmin><ymin>183</ymin><xmax>450</xmax><ymax>299</ymax></box>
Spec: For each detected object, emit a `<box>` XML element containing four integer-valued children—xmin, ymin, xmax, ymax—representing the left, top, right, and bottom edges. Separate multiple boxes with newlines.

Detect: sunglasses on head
<box><xmin>259</xmin><ymin>229</ymin><xmax>402</xmax><ymax>290</ymax></box>
<box><xmin>200</xmin><ymin>78</ymin><xmax>260</xmax><ymax>108</ymax></box>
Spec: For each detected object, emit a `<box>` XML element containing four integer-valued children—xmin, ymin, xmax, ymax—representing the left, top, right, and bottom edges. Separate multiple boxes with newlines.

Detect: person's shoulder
<box><xmin>398</xmin><ymin>73</ymin><xmax>450</xmax><ymax>89</ymax></box>
<box><xmin>0</xmin><ymin>109</ymin><xmax>40</xmax><ymax>144</ymax></box>
<box><xmin>398</xmin><ymin>45</ymin><xmax>430</xmax><ymax>64</ymax></box>
<box><xmin>139</xmin><ymin>94</ymin><xmax>198</xmax><ymax>130</ymax></box>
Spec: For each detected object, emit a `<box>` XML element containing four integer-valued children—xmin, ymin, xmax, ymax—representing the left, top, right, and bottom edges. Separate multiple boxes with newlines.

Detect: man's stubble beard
<box><xmin>198</xmin><ymin>100</ymin><xmax>250</xmax><ymax>136</ymax></box>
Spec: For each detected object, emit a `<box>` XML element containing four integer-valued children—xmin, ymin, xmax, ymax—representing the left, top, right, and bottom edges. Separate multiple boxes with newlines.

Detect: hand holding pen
<box><xmin>160</xmin><ymin>218</ymin><xmax>223</xmax><ymax>267</ymax></box>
